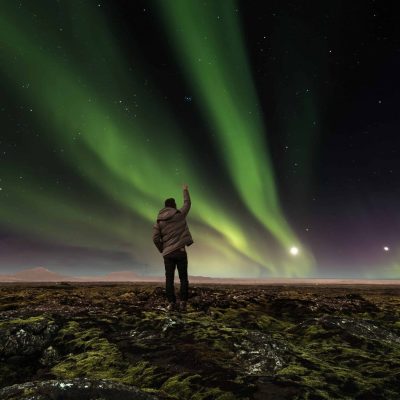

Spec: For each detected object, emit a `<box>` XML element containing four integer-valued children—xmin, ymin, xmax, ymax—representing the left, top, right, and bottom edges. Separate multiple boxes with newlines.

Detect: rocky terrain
<box><xmin>0</xmin><ymin>283</ymin><xmax>399</xmax><ymax>399</ymax></box>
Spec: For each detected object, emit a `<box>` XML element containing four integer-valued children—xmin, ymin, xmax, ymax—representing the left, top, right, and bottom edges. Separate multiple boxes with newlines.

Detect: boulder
<box><xmin>0</xmin><ymin>316</ymin><xmax>58</xmax><ymax>357</ymax></box>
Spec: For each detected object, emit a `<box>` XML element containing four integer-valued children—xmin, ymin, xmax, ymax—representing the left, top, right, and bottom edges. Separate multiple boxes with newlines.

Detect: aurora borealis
<box><xmin>0</xmin><ymin>1</ymin><xmax>399</xmax><ymax>278</ymax></box>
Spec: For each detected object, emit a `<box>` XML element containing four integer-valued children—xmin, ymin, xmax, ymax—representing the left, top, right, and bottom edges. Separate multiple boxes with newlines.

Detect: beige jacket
<box><xmin>152</xmin><ymin>189</ymin><xmax>194</xmax><ymax>257</ymax></box>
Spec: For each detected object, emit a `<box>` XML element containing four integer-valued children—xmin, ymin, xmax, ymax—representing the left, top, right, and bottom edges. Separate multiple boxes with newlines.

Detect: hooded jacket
<box><xmin>152</xmin><ymin>188</ymin><xmax>194</xmax><ymax>257</ymax></box>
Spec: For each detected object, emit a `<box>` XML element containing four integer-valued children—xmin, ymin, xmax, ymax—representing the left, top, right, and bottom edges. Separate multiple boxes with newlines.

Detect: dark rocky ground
<box><xmin>0</xmin><ymin>282</ymin><xmax>399</xmax><ymax>399</ymax></box>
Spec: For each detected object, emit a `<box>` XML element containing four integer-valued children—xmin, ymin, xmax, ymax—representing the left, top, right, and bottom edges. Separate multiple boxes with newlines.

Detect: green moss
<box><xmin>52</xmin><ymin>321</ymin><xmax>124</xmax><ymax>379</ymax></box>
<box><xmin>277</xmin><ymin>364</ymin><xmax>308</xmax><ymax>378</ymax></box>
<box><xmin>393</xmin><ymin>321</ymin><xmax>400</xmax><ymax>329</ymax></box>
<box><xmin>0</xmin><ymin>315</ymin><xmax>48</xmax><ymax>329</ymax></box>
<box><xmin>209</xmin><ymin>338</ymin><xmax>234</xmax><ymax>354</ymax></box>
<box><xmin>160</xmin><ymin>374</ymin><xmax>201</xmax><ymax>399</ymax></box>
<box><xmin>122</xmin><ymin>361</ymin><xmax>166</xmax><ymax>388</ymax></box>
<box><xmin>303</xmin><ymin>324</ymin><xmax>327</xmax><ymax>336</ymax></box>
<box><xmin>51</xmin><ymin>341</ymin><xmax>123</xmax><ymax>379</ymax></box>
<box><xmin>276</xmin><ymin>344</ymin><xmax>383</xmax><ymax>400</ymax></box>
<box><xmin>192</xmin><ymin>388</ymin><xmax>237</xmax><ymax>400</ymax></box>
<box><xmin>1</xmin><ymin>285</ymin><xmax>399</xmax><ymax>398</ymax></box>
<box><xmin>159</xmin><ymin>373</ymin><xmax>236</xmax><ymax>400</ymax></box>
<box><xmin>52</xmin><ymin>320</ymin><xmax>170</xmax><ymax>391</ymax></box>
<box><xmin>255</xmin><ymin>314</ymin><xmax>294</xmax><ymax>331</ymax></box>
<box><xmin>22</xmin><ymin>387</ymin><xmax>36</xmax><ymax>396</ymax></box>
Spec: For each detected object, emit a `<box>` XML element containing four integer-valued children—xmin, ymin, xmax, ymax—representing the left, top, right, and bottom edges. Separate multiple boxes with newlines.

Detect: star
<box><xmin>383</xmin><ymin>246</ymin><xmax>389</xmax><ymax>252</ymax></box>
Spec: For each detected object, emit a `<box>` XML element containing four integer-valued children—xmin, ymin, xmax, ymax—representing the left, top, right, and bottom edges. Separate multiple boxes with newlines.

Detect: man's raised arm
<box><xmin>179</xmin><ymin>183</ymin><xmax>191</xmax><ymax>217</ymax></box>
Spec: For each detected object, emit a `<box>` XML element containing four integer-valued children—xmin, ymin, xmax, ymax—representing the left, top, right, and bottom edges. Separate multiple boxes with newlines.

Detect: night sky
<box><xmin>1</xmin><ymin>0</ymin><xmax>399</xmax><ymax>279</ymax></box>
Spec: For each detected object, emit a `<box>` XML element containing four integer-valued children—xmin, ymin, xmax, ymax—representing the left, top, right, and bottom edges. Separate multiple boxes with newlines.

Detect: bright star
<box><xmin>383</xmin><ymin>246</ymin><xmax>389</xmax><ymax>252</ymax></box>
<box><xmin>290</xmin><ymin>246</ymin><xmax>299</xmax><ymax>256</ymax></box>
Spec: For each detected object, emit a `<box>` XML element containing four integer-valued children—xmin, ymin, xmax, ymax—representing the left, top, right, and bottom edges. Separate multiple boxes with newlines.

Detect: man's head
<box><xmin>165</xmin><ymin>198</ymin><xmax>177</xmax><ymax>208</ymax></box>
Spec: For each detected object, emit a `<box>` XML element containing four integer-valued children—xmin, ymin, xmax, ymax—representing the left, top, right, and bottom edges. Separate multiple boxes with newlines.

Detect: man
<box><xmin>152</xmin><ymin>184</ymin><xmax>194</xmax><ymax>312</ymax></box>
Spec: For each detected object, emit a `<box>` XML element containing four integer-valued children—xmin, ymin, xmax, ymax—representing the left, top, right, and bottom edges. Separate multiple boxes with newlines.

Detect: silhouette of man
<box><xmin>153</xmin><ymin>184</ymin><xmax>194</xmax><ymax>311</ymax></box>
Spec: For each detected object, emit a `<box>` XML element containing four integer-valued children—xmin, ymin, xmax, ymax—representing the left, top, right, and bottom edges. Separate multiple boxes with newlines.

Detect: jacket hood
<box><xmin>157</xmin><ymin>207</ymin><xmax>180</xmax><ymax>221</ymax></box>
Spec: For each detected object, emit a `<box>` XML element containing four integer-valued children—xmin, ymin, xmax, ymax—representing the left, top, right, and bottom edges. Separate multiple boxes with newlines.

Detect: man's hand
<box><xmin>180</xmin><ymin>184</ymin><xmax>191</xmax><ymax>216</ymax></box>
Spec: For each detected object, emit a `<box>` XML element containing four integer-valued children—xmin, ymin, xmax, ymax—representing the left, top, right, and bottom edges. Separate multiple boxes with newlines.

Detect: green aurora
<box><xmin>0</xmin><ymin>1</ymin><xmax>315</xmax><ymax>277</ymax></box>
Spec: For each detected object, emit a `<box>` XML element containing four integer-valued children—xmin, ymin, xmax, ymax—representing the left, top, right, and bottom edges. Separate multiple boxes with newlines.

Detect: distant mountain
<box><xmin>189</xmin><ymin>275</ymin><xmax>213</xmax><ymax>280</ymax></box>
<box><xmin>1</xmin><ymin>267</ymin><xmax>400</xmax><ymax>284</ymax></box>
<box><xmin>76</xmin><ymin>271</ymin><xmax>143</xmax><ymax>282</ymax></box>
<box><xmin>0</xmin><ymin>267</ymin><xmax>149</xmax><ymax>282</ymax></box>
<box><xmin>0</xmin><ymin>274</ymin><xmax>22</xmax><ymax>282</ymax></box>
<box><xmin>11</xmin><ymin>267</ymin><xmax>80</xmax><ymax>282</ymax></box>
<box><xmin>0</xmin><ymin>268</ymin><xmax>230</xmax><ymax>283</ymax></box>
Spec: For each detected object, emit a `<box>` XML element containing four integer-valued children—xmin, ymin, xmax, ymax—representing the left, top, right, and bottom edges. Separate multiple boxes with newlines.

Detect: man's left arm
<box><xmin>152</xmin><ymin>223</ymin><xmax>163</xmax><ymax>253</ymax></box>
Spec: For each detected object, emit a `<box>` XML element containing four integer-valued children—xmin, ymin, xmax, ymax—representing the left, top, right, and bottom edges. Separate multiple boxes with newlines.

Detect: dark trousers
<box><xmin>163</xmin><ymin>249</ymin><xmax>189</xmax><ymax>303</ymax></box>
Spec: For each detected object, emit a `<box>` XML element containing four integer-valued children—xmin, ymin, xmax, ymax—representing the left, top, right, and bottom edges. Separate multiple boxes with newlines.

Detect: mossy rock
<box><xmin>0</xmin><ymin>378</ymin><xmax>159</xmax><ymax>400</ymax></box>
<box><xmin>1</xmin><ymin>284</ymin><xmax>400</xmax><ymax>398</ymax></box>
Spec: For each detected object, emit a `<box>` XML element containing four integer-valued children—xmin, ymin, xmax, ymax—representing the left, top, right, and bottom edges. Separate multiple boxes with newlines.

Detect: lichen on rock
<box><xmin>0</xmin><ymin>283</ymin><xmax>399</xmax><ymax>399</ymax></box>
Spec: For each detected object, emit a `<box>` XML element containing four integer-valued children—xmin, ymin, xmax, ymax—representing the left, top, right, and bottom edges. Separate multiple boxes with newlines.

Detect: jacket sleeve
<box><xmin>179</xmin><ymin>188</ymin><xmax>191</xmax><ymax>217</ymax></box>
<box><xmin>152</xmin><ymin>222</ymin><xmax>163</xmax><ymax>253</ymax></box>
